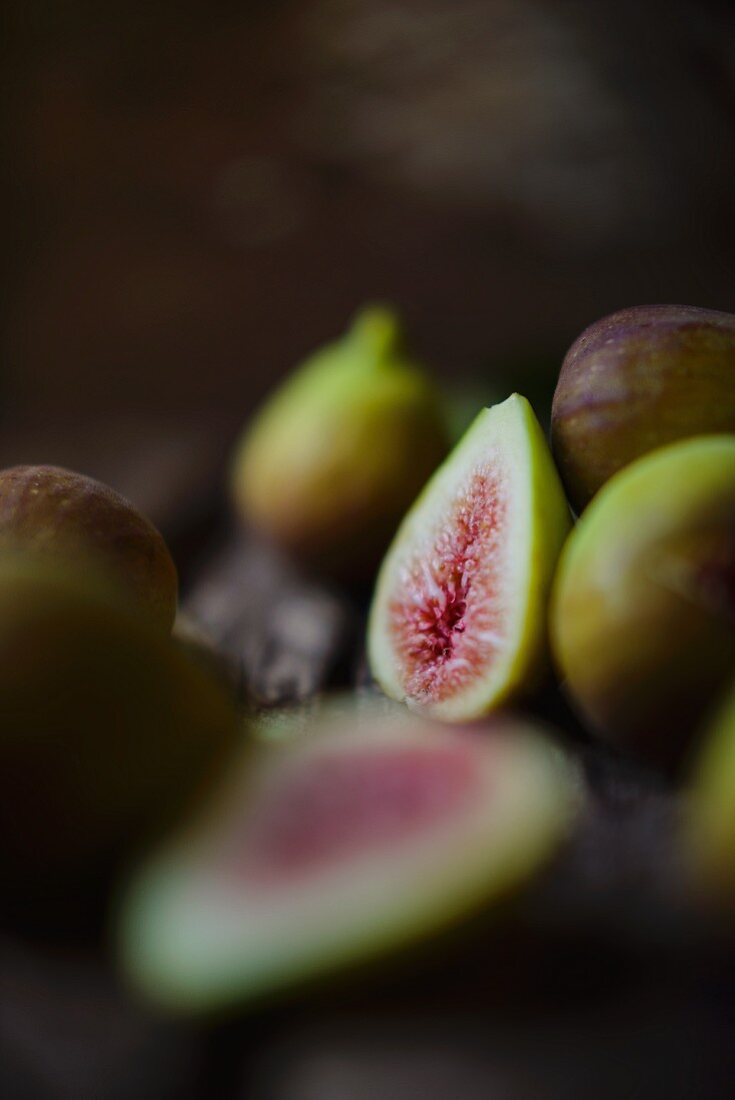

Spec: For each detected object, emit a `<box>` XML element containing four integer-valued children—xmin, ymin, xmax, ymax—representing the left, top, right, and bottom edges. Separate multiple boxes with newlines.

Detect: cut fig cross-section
<box><xmin>117</xmin><ymin>706</ymin><xmax>578</xmax><ymax>1012</ymax></box>
<box><xmin>368</xmin><ymin>394</ymin><xmax>571</xmax><ymax>720</ymax></box>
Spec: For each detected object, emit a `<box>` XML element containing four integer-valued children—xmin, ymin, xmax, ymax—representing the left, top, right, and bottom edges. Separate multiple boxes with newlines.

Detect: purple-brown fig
<box><xmin>0</xmin><ymin>465</ymin><xmax>178</xmax><ymax>632</ymax></box>
<box><xmin>551</xmin><ymin>304</ymin><xmax>735</xmax><ymax>512</ymax></box>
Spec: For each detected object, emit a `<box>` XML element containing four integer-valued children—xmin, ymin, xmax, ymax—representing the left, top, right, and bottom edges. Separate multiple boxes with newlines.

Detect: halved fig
<box><xmin>117</xmin><ymin>706</ymin><xmax>578</xmax><ymax>1012</ymax></box>
<box><xmin>368</xmin><ymin>395</ymin><xmax>571</xmax><ymax>720</ymax></box>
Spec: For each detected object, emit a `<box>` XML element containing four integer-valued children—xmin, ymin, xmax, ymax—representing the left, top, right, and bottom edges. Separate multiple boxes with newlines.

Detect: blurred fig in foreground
<box><xmin>117</xmin><ymin>704</ymin><xmax>578</xmax><ymax>1013</ymax></box>
<box><xmin>551</xmin><ymin>305</ymin><xmax>735</xmax><ymax>512</ymax></box>
<box><xmin>0</xmin><ymin>465</ymin><xmax>178</xmax><ymax>633</ymax></box>
<box><xmin>0</xmin><ymin>555</ymin><xmax>238</xmax><ymax>908</ymax></box>
<box><xmin>230</xmin><ymin>307</ymin><xmax>449</xmax><ymax>581</ymax></box>
<box><xmin>551</xmin><ymin>436</ymin><xmax>735</xmax><ymax>768</ymax></box>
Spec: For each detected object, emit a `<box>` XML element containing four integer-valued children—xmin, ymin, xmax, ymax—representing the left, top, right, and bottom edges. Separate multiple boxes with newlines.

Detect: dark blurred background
<box><xmin>3</xmin><ymin>5</ymin><xmax>735</xmax><ymax>1098</ymax></box>
<box><xmin>3</xmin><ymin>0</ymin><xmax>735</xmax><ymax>527</ymax></box>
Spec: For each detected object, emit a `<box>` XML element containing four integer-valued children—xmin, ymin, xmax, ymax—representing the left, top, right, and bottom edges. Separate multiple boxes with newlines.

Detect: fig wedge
<box><xmin>368</xmin><ymin>395</ymin><xmax>571</xmax><ymax>720</ymax></box>
<box><xmin>117</xmin><ymin>707</ymin><xmax>578</xmax><ymax>1012</ymax></box>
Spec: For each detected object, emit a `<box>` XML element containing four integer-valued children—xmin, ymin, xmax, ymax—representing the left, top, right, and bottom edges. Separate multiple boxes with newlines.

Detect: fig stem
<box><xmin>349</xmin><ymin>305</ymin><xmax>405</xmax><ymax>366</ymax></box>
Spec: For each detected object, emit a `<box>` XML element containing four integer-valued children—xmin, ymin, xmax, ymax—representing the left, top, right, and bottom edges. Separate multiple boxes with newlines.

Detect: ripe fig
<box><xmin>551</xmin><ymin>304</ymin><xmax>735</xmax><ymax>511</ymax></box>
<box><xmin>117</xmin><ymin>705</ymin><xmax>578</xmax><ymax>1012</ymax></box>
<box><xmin>0</xmin><ymin>465</ymin><xmax>178</xmax><ymax>632</ymax></box>
<box><xmin>368</xmin><ymin>394</ymin><xmax>571</xmax><ymax>720</ymax></box>
<box><xmin>550</xmin><ymin>435</ymin><xmax>735</xmax><ymax>767</ymax></box>
<box><xmin>230</xmin><ymin>306</ymin><xmax>449</xmax><ymax>580</ymax></box>
<box><xmin>0</xmin><ymin>555</ymin><xmax>237</xmax><ymax>904</ymax></box>
<box><xmin>684</xmin><ymin>683</ymin><xmax>735</xmax><ymax>904</ymax></box>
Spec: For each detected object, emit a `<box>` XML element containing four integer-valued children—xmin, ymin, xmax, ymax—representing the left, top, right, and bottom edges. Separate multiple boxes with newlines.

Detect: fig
<box><xmin>230</xmin><ymin>306</ymin><xmax>449</xmax><ymax>580</ymax></box>
<box><xmin>117</xmin><ymin>705</ymin><xmax>578</xmax><ymax>1012</ymax></box>
<box><xmin>550</xmin><ymin>435</ymin><xmax>735</xmax><ymax>767</ymax></box>
<box><xmin>0</xmin><ymin>554</ymin><xmax>237</xmax><ymax>903</ymax></box>
<box><xmin>367</xmin><ymin>394</ymin><xmax>571</xmax><ymax>720</ymax></box>
<box><xmin>551</xmin><ymin>304</ymin><xmax>735</xmax><ymax>512</ymax></box>
<box><xmin>684</xmin><ymin>682</ymin><xmax>735</xmax><ymax>903</ymax></box>
<box><xmin>0</xmin><ymin>465</ymin><xmax>178</xmax><ymax>632</ymax></box>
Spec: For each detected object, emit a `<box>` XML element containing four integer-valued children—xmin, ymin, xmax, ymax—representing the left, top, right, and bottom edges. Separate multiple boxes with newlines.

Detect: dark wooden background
<box><xmin>2</xmin><ymin>2</ymin><xmax>735</xmax><ymax>1097</ymax></box>
<box><xmin>3</xmin><ymin>0</ymin><xmax>735</xmax><ymax>476</ymax></box>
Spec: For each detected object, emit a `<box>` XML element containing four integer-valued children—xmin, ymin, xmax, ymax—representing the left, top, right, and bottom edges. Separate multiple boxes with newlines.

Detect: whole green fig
<box><xmin>550</xmin><ymin>435</ymin><xmax>735</xmax><ymax>768</ymax></box>
<box><xmin>230</xmin><ymin>307</ymin><xmax>449</xmax><ymax>580</ymax></box>
<box><xmin>0</xmin><ymin>555</ymin><xmax>237</xmax><ymax>906</ymax></box>
<box><xmin>551</xmin><ymin>305</ymin><xmax>735</xmax><ymax>512</ymax></box>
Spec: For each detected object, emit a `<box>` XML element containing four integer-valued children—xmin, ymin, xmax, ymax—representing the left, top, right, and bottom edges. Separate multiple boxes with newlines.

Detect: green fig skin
<box><xmin>550</xmin><ymin>436</ymin><xmax>735</xmax><ymax>768</ymax></box>
<box><xmin>551</xmin><ymin>305</ymin><xmax>735</xmax><ymax>512</ymax></box>
<box><xmin>0</xmin><ymin>465</ymin><xmax>178</xmax><ymax>633</ymax></box>
<box><xmin>0</xmin><ymin>555</ymin><xmax>238</xmax><ymax>906</ymax></box>
<box><xmin>685</xmin><ymin>683</ymin><xmax>735</xmax><ymax>904</ymax></box>
<box><xmin>230</xmin><ymin>307</ymin><xmax>449</xmax><ymax>581</ymax></box>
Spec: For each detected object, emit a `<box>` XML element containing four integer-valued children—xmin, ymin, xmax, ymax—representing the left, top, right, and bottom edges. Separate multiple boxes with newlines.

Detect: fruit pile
<box><xmin>2</xmin><ymin>304</ymin><xmax>734</xmax><ymax>1018</ymax></box>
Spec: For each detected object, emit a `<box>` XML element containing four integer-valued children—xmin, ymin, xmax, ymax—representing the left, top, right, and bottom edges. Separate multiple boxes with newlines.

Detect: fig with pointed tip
<box><xmin>551</xmin><ymin>435</ymin><xmax>735</xmax><ymax>767</ymax></box>
<box><xmin>684</xmin><ymin>683</ymin><xmax>735</xmax><ymax>904</ymax></box>
<box><xmin>230</xmin><ymin>307</ymin><xmax>449</xmax><ymax>580</ymax></box>
<box><xmin>552</xmin><ymin>304</ymin><xmax>735</xmax><ymax>512</ymax></box>
<box><xmin>0</xmin><ymin>555</ymin><xmax>237</xmax><ymax>903</ymax></box>
<box><xmin>368</xmin><ymin>395</ymin><xmax>571</xmax><ymax>720</ymax></box>
<box><xmin>117</xmin><ymin>704</ymin><xmax>578</xmax><ymax>1012</ymax></box>
<box><xmin>0</xmin><ymin>465</ymin><xmax>178</xmax><ymax>632</ymax></box>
